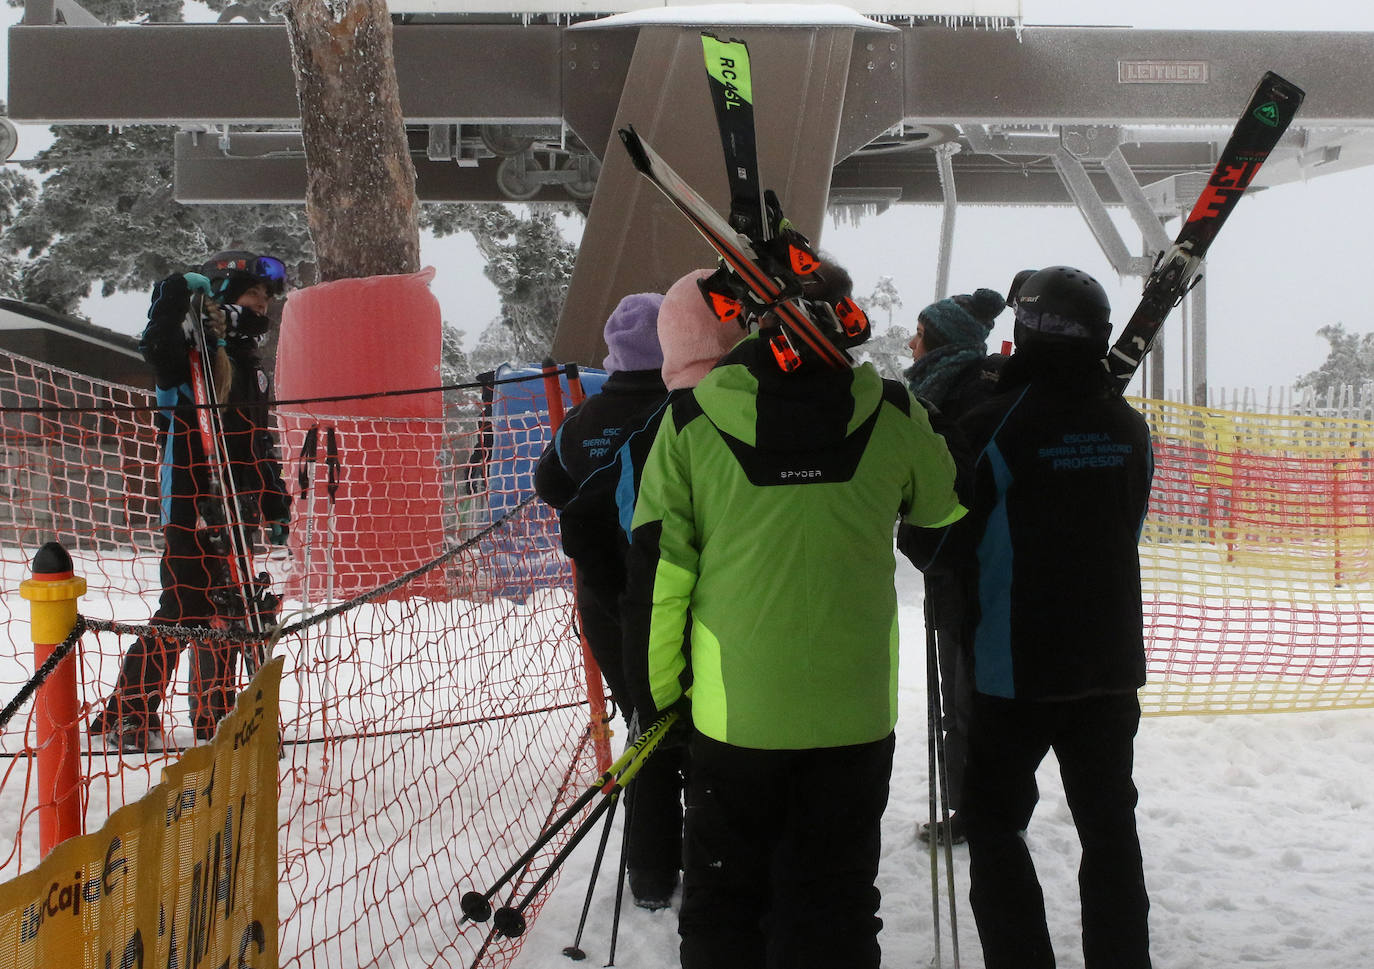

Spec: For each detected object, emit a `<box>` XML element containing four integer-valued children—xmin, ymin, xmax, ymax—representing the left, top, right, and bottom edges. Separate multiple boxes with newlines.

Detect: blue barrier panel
<box><xmin>481</xmin><ymin>364</ymin><xmax>608</xmax><ymax>598</ymax></box>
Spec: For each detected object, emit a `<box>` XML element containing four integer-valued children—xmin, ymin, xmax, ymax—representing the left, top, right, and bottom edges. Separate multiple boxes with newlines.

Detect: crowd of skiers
<box><xmin>536</xmin><ymin>260</ymin><xmax>1154</xmax><ymax>969</ymax></box>
<box><xmin>86</xmin><ymin>241</ymin><xmax>1152</xmax><ymax>967</ymax></box>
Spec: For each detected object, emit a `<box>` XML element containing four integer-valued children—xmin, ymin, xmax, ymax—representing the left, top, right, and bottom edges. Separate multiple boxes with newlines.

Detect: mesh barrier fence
<box><xmin>1</xmin><ymin>345</ymin><xmax>1373</xmax><ymax>964</ymax></box>
<box><xmin>1138</xmin><ymin>396</ymin><xmax>1374</xmax><ymax>715</ymax></box>
<box><xmin>0</xmin><ymin>349</ymin><xmax>599</xmax><ymax>968</ymax></box>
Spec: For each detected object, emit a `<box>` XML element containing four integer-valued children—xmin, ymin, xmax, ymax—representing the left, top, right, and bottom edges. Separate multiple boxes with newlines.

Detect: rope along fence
<box><xmin>0</xmin><ymin>348</ymin><xmax>599</xmax><ymax>968</ymax></box>
<box><xmin>2</xmin><ymin>345</ymin><xmax>1374</xmax><ymax>961</ymax></box>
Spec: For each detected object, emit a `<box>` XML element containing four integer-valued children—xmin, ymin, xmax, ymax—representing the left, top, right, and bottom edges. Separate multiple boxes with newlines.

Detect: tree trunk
<box><xmin>284</xmin><ymin>0</ymin><xmax>420</xmax><ymax>281</ymax></box>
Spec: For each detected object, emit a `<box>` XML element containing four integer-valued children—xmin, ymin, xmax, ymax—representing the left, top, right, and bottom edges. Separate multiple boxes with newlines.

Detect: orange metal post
<box><xmin>539</xmin><ymin>360</ymin><xmax>613</xmax><ymax>774</ymax></box>
<box><xmin>19</xmin><ymin>541</ymin><xmax>87</xmax><ymax>856</ymax></box>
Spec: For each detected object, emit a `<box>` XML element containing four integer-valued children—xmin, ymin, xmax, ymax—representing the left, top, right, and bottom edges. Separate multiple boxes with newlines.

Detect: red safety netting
<box><xmin>0</xmin><ymin>347</ymin><xmax>603</xmax><ymax>968</ymax></box>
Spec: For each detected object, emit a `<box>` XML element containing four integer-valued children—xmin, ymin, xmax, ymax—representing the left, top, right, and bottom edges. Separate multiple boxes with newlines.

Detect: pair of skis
<box><xmin>1104</xmin><ymin>71</ymin><xmax>1305</xmax><ymax>391</ymax></box>
<box><xmin>185</xmin><ymin>294</ymin><xmax>276</xmax><ymax>673</ymax></box>
<box><xmin>619</xmin><ymin>34</ymin><xmax>869</xmax><ymax>374</ymax></box>
<box><xmin>619</xmin><ymin>36</ymin><xmax>1305</xmax><ymax>391</ymax></box>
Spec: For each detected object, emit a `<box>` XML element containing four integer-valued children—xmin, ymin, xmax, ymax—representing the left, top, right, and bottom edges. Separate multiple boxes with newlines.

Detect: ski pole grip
<box><xmin>616</xmin><ymin>710</ymin><xmax>680</xmax><ymax>789</ymax></box>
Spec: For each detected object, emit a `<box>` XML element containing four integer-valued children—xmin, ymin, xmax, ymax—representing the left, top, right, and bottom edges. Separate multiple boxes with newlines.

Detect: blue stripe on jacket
<box><xmin>156</xmin><ymin>384</ymin><xmax>187</xmax><ymax>526</ymax></box>
<box><xmin>974</xmin><ymin>441</ymin><xmax>1017</xmax><ymax>698</ymax></box>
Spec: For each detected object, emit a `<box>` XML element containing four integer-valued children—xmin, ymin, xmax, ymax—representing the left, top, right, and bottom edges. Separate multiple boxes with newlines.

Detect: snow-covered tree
<box><xmin>0</xmin><ymin>124</ymin><xmax>312</xmax><ymax>313</ymax></box>
<box><xmin>52</xmin><ymin>0</ymin><xmax>186</xmax><ymax>23</ymax></box>
<box><xmin>868</xmin><ymin>275</ymin><xmax>903</xmax><ymax>325</ymax></box>
<box><xmin>0</xmin><ymin>114</ymin><xmax>36</xmax><ymax>297</ymax></box>
<box><xmin>440</xmin><ymin>324</ymin><xmax>472</xmax><ymax>384</ymax></box>
<box><xmin>467</xmin><ymin>317</ymin><xmax>524</xmax><ymax>376</ymax></box>
<box><xmin>423</xmin><ymin>204</ymin><xmax>577</xmax><ymax>361</ymax></box>
<box><xmin>1296</xmin><ymin>323</ymin><xmax>1374</xmax><ymax>397</ymax></box>
<box><xmin>853</xmin><ymin>323</ymin><xmax>913</xmax><ymax>382</ymax></box>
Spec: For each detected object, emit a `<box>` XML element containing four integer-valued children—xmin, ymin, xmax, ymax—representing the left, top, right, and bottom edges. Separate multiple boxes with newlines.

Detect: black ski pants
<box><xmin>106</xmin><ymin>517</ymin><xmax>239</xmax><ymax>740</ymax></box>
<box><xmin>962</xmin><ymin>691</ymin><xmax>1151</xmax><ymax>969</ymax></box>
<box><xmin>574</xmin><ymin>570</ymin><xmax>684</xmax><ymax>875</ymax></box>
<box><xmin>678</xmin><ymin>731</ymin><xmax>894</xmax><ymax>969</ymax></box>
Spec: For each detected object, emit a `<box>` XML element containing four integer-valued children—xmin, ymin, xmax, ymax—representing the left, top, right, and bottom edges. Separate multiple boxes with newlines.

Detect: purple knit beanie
<box><xmin>602</xmin><ymin>292</ymin><xmax>666</xmax><ymax>373</ymax></box>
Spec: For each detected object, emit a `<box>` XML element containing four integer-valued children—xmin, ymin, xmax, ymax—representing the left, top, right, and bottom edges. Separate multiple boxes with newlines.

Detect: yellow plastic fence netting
<box><xmin>1137</xmin><ymin>396</ymin><xmax>1374</xmax><ymax>715</ymax></box>
<box><xmin>0</xmin><ymin>344</ymin><xmax>1372</xmax><ymax>966</ymax></box>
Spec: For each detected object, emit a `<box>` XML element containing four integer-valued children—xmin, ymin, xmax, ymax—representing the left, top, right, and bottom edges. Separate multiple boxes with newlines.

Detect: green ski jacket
<box><xmin>624</xmin><ymin>336</ymin><xmax>965</xmax><ymax>750</ymax></box>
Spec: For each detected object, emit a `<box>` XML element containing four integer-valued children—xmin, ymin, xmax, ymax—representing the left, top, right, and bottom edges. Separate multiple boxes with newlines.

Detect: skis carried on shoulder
<box><xmin>619</xmin><ymin>33</ymin><xmax>869</xmax><ymax>373</ymax></box>
<box><xmin>1104</xmin><ymin>70</ymin><xmax>1306</xmax><ymax>392</ymax></box>
<box><xmin>619</xmin><ymin>126</ymin><xmax>847</xmax><ymax>370</ymax></box>
<box><xmin>185</xmin><ymin>293</ymin><xmax>276</xmax><ymax>671</ymax></box>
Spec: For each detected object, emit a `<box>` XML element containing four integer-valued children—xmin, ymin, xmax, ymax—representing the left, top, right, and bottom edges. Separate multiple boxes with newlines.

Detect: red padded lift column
<box><xmin>275</xmin><ymin>268</ymin><xmax>445</xmax><ymax>602</ymax></box>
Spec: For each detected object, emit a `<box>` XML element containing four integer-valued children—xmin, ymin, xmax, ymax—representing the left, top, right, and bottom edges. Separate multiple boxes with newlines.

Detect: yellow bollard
<box><xmin>19</xmin><ymin>540</ymin><xmax>87</xmax><ymax>856</ymax></box>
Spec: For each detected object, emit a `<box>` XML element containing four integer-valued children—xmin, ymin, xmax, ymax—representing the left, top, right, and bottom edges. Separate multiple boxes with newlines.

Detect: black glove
<box><xmin>629</xmin><ymin>698</ymin><xmax>691</xmax><ymax>751</ymax></box>
<box><xmin>152</xmin><ymin>272</ymin><xmax>192</xmax><ymax>317</ymax></box>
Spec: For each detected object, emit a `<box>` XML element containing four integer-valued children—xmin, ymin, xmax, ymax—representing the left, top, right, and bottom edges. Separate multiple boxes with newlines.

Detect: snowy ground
<box><xmin>509</xmin><ymin>565</ymin><xmax>1374</xmax><ymax>969</ymax></box>
<box><xmin>5</xmin><ymin>551</ymin><xmax>1372</xmax><ymax>967</ymax></box>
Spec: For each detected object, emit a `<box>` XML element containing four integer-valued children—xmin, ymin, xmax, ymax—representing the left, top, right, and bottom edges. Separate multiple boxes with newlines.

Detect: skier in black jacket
<box><xmin>905</xmin><ymin>266</ymin><xmax>1153</xmax><ymax>969</ymax></box>
<box><xmin>901</xmin><ymin>286</ymin><xmax>1007</xmax><ymax>845</ymax></box>
<box><xmin>536</xmin><ymin>293</ymin><xmax>670</xmax><ymax>634</ymax></box>
<box><xmin>91</xmin><ymin>251</ymin><xmax>291</xmax><ymax>751</ymax></box>
<box><xmin>537</xmin><ymin>278</ymin><xmax>745</xmax><ymax>909</ymax></box>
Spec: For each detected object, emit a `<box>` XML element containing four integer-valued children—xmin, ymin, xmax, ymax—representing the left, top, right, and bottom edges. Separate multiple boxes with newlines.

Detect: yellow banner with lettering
<box><xmin>0</xmin><ymin>657</ymin><xmax>282</xmax><ymax>969</ymax></box>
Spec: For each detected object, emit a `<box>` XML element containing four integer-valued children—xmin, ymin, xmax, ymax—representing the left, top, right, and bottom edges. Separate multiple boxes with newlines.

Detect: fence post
<box><xmin>540</xmin><ymin>360</ymin><xmax>613</xmax><ymax>775</ymax></box>
<box><xmin>19</xmin><ymin>540</ymin><xmax>87</xmax><ymax>856</ymax></box>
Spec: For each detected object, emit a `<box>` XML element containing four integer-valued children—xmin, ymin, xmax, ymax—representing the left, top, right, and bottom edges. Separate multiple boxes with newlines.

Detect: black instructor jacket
<box><xmin>902</xmin><ymin>342</ymin><xmax>1153</xmax><ymax>701</ymax></box>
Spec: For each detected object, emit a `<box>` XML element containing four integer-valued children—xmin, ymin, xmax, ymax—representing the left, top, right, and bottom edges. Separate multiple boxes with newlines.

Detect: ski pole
<box><xmin>500</xmin><ymin>710</ymin><xmax>678</xmax><ymax>943</ymax></box>
<box><xmin>492</xmin><ymin>786</ymin><xmax>620</xmax><ymax>939</ymax></box>
<box><xmin>298</xmin><ymin>424</ymin><xmax>319</xmax><ymax>607</ymax></box>
<box><xmin>930</xmin><ymin>611</ymin><xmax>962</xmax><ymax>967</ymax></box>
<box><xmin>561</xmin><ymin>788</ymin><xmax>622</xmax><ymax>961</ymax></box>
<box><xmin>925</xmin><ymin>599</ymin><xmax>943</xmax><ymax>968</ymax></box>
<box><xmin>460</xmin><ymin>710</ymin><xmax>679</xmax><ymax>924</ymax></box>
<box><xmin>603</xmin><ymin>794</ymin><xmax>633</xmax><ymax>967</ymax></box>
<box><xmin>185</xmin><ymin>294</ymin><xmax>268</xmax><ymax>672</ymax></box>
<box><xmin>324</xmin><ymin>426</ymin><xmax>340</xmax><ymax>609</ymax></box>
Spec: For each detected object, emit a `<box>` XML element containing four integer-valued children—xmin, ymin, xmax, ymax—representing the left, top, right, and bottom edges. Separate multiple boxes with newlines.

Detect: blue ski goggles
<box><xmin>204</xmin><ymin>251</ymin><xmax>289</xmax><ymax>296</ymax></box>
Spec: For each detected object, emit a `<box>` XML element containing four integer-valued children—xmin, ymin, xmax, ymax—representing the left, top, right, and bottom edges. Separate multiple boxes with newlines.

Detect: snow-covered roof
<box><xmin>387</xmin><ymin>0</ymin><xmax>1020</xmax><ymax>23</ymax></box>
<box><xmin>567</xmin><ymin>3</ymin><xmax>898</xmax><ymax>29</ymax></box>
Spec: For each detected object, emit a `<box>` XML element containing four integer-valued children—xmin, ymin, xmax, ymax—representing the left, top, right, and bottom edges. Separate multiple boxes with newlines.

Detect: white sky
<box><xmin>5</xmin><ymin>1</ymin><xmax>1374</xmax><ymax>392</ymax></box>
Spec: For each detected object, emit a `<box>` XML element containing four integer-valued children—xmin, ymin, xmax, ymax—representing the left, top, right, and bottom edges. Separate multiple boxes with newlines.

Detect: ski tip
<box><xmin>617</xmin><ymin>126</ymin><xmax>651</xmax><ymax>174</ymax></box>
<box><xmin>1258</xmin><ymin>70</ymin><xmax>1307</xmax><ymax>107</ymax></box>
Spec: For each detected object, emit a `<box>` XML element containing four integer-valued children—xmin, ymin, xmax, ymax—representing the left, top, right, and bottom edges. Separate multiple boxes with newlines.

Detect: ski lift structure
<box><xmin>9</xmin><ymin>0</ymin><xmax>1374</xmax><ymax>400</ymax></box>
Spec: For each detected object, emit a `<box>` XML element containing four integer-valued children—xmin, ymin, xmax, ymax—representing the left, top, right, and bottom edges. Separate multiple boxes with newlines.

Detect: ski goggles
<box><xmin>205</xmin><ymin>252</ymin><xmax>289</xmax><ymax>296</ymax></box>
<box><xmin>1014</xmin><ymin>303</ymin><xmax>1106</xmax><ymax>342</ymax></box>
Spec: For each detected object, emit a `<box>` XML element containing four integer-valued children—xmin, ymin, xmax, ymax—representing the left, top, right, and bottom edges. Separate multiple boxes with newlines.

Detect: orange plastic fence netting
<box><xmin>0</xmin><ymin>348</ymin><xmax>601</xmax><ymax>968</ymax></box>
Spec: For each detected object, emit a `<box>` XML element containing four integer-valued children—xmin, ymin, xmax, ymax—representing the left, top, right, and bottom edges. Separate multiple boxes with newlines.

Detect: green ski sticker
<box><xmin>1253</xmin><ymin>100</ymin><xmax>1281</xmax><ymax>127</ymax></box>
<box><xmin>702</xmin><ymin>35</ymin><xmax>753</xmax><ymax>108</ymax></box>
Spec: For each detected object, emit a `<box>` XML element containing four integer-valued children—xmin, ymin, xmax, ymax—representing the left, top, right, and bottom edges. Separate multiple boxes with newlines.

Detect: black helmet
<box><xmin>1012</xmin><ymin>266</ymin><xmax>1111</xmax><ymax>347</ymax></box>
<box><xmin>1005</xmin><ymin>268</ymin><xmax>1039</xmax><ymax>308</ymax></box>
<box><xmin>201</xmin><ymin>250</ymin><xmax>288</xmax><ymax>302</ymax></box>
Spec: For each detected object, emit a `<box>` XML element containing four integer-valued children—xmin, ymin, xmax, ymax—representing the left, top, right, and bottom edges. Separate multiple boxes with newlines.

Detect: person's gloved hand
<box><xmin>183</xmin><ymin>272</ymin><xmax>213</xmax><ymax>296</ymax></box>
<box><xmin>661</xmin><ymin>698</ymin><xmax>692</xmax><ymax>751</ymax></box>
<box><xmin>267</xmin><ymin>519</ymin><xmax>290</xmax><ymax>546</ymax></box>
<box><xmin>628</xmin><ymin>699</ymin><xmax>690</xmax><ymax>751</ymax></box>
<box><xmin>204</xmin><ymin>300</ymin><xmax>228</xmax><ymax>345</ymax></box>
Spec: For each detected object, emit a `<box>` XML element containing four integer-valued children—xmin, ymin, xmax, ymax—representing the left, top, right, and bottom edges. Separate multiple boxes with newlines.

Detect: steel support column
<box><xmin>553</xmin><ymin>22</ymin><xmax>899</xmax><ymax>366</ymax></box>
